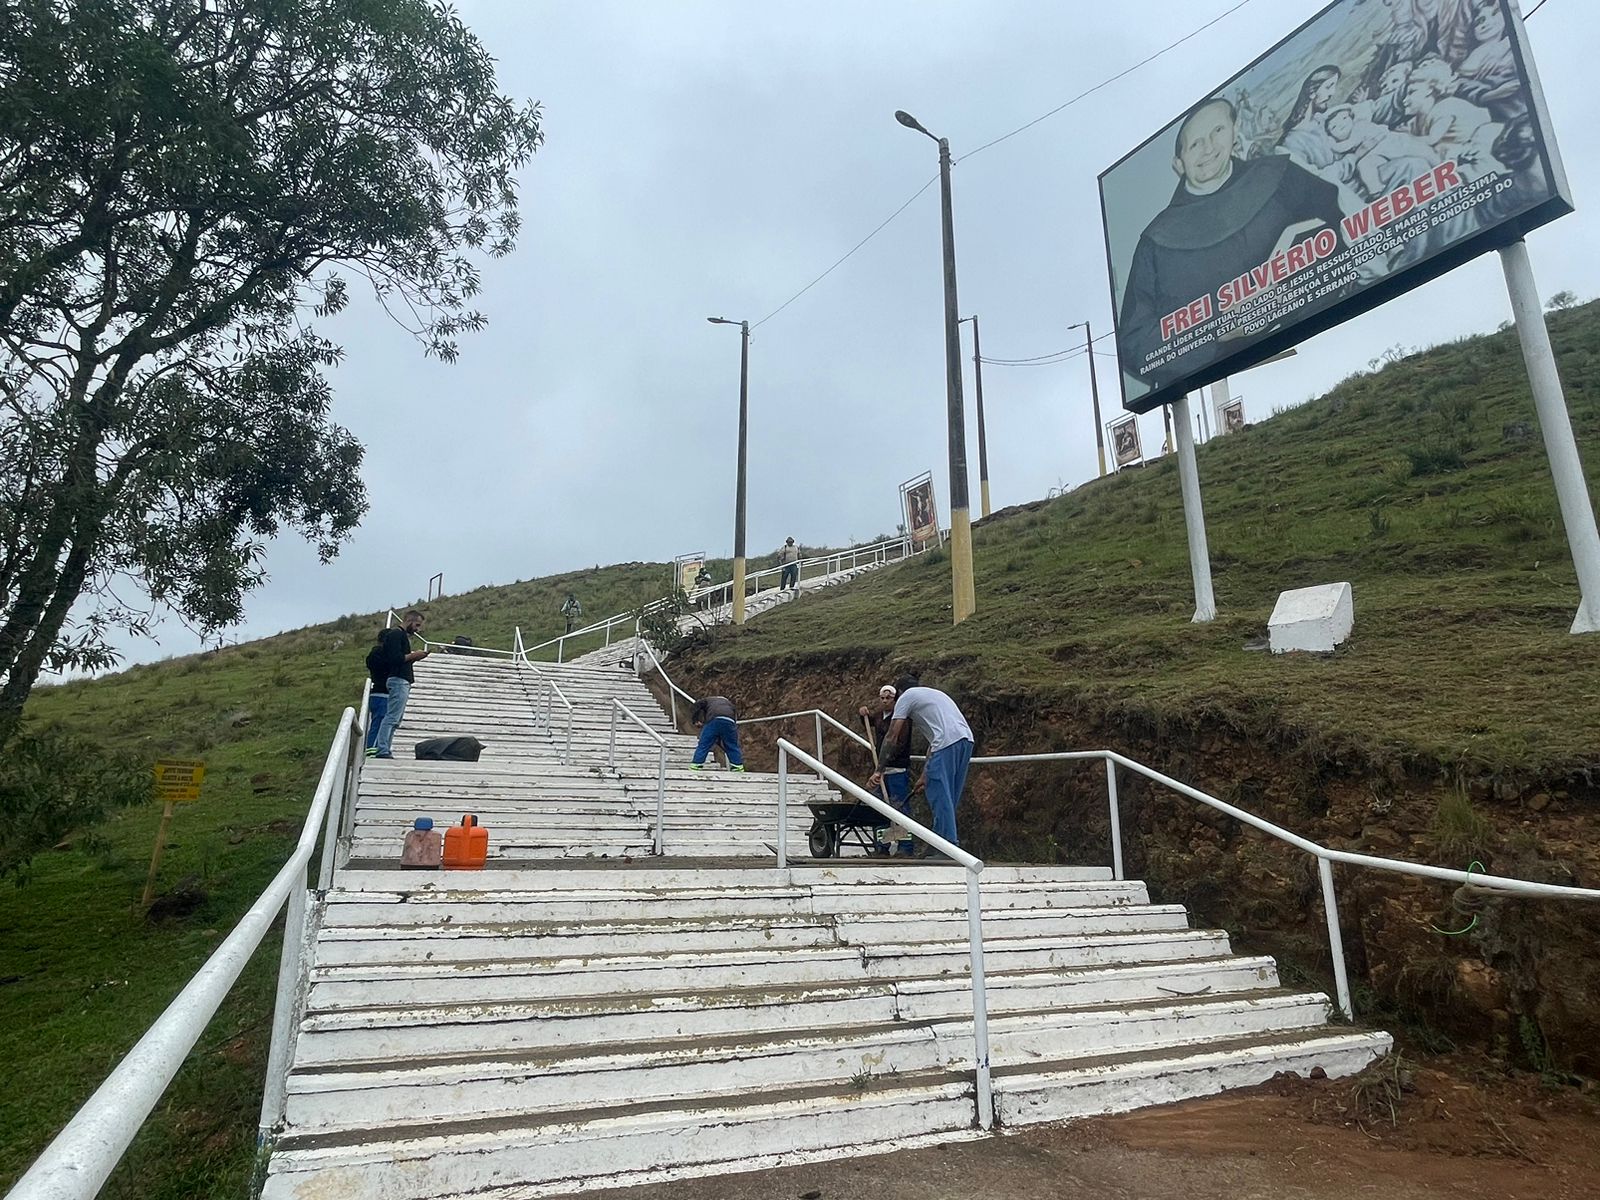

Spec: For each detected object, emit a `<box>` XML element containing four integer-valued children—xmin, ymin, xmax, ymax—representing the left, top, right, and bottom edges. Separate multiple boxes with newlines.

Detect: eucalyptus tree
<box><xmin>0</xmin><ymin>0</ymin><xmax>542</xmax><ymax>744</ymax></box>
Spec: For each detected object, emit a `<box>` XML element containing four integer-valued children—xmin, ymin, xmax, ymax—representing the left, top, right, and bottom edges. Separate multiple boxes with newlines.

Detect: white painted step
<box><xmin>283</xmin><ymin>992</ymin><xmax>1329</xmax><ymax>1132</ymax></box>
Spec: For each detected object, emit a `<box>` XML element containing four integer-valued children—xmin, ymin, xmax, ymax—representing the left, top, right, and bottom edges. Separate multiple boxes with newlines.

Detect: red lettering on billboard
<box><xmin>1342</xmin><ymin>161</ymin><xmax>1464</xmax><ymax>242</ymax></box>
<box><xmin>1160</xmin><ymin>293</ymin><xmax>1213</xmax><ymax>341</ymax></box>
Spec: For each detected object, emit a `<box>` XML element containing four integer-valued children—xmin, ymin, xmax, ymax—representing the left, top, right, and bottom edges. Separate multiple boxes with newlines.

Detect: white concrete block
<box><xmin>1268</xmin><ymin>581</ymin><xmax>1353</xmax><ymax>654</ymax></box>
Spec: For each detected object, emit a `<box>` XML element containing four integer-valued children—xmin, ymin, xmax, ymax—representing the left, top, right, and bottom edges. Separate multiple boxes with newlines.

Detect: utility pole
<box><xmin>707</xmin><ymin>316</ymin><xmax>751</xmax><ymax>624</ymax></box>
<box><xmin>1070</xmin><ymin>321</ymin><xmax>1107</xmax><ymax>477</ymax></box>
<box><xmin>961</xmin><ymin>315</ymin><xmax>992</xmax><ymax>518</ymax></box>
<box><xmin>897</xmin><ymin>109</ymin><xmax>975</xmax><ymax>623</ymax></box>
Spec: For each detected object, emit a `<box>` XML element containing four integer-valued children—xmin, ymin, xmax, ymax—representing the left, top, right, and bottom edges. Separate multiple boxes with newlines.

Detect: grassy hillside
<box><xmin>681</xmin><ymin>302</ymin><xmax>1600</xmax><ymax>780</ymax></box>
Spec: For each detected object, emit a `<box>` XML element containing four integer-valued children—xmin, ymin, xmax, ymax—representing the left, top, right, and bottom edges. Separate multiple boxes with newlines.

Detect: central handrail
<box><xmin>534</xmin><ymin>673</ymin><xmax>574</xmax><ymax>763</ymax></box>
<box><xmin>633</xmin><ymin>635</ymin><xmax>696</xmax><ymax>727</ymax></box>
<box><xmin>608</xmin><ymin>699</ymin><xmax>669</xmax><ymax>855</ymax></box>
<box><xmin>775</xmin><ymin>738</ymin><xmax>992</xmax><ymax>1130</ymax></box>
<box><xmin>8</xmin><ymin>708</ymin><xmax>359</xmax><ymax>1200</ymax></box>
<box><xmin>738</xmin><ymin>707</ymin><xmax>874</xmax><ymax>767</ymax></box>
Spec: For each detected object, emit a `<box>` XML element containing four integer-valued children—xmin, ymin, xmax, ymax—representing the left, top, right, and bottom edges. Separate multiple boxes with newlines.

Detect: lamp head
<box><xmin>894</xmin><ymin>110</ymin><xmax>934</xmax><ymax>139</ymax></box>
<box><xmin>707</xmin><ymin>316</ymin><xmax>732</xmax><ymax>325</ymax></box>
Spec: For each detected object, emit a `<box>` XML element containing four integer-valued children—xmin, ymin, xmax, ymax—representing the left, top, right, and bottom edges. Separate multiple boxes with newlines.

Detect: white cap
<box><xmin>879</xmin><ymin>684</ymin><xmax>897</xmax><ymax>698</ymax></box>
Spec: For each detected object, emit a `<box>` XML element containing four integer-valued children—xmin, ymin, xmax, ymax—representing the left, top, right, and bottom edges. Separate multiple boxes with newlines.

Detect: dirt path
<box><xmin>583</xmin><ymin>1060</ymin><xmax>1600</xmax><ymax>1200</ymax></box>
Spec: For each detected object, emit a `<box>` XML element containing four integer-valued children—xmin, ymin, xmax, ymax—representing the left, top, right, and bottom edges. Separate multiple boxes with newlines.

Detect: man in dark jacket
<box><xmin>362</xmin><ymin>628</ymin><xmax>390</xmax><ymax>752</ymax></box>
<box><xmin>369</xmin><ymin>610</ymin><xmax>431</xmax><ymax>759</ymax></box>
<box><xmin>689</xmin><ymin>694</ymin><xmax>745</xmax><ymax>771</ymax></box>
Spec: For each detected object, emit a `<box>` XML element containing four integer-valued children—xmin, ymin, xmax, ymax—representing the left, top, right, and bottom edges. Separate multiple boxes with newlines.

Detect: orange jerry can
<box><xmin>443</xmin><ymin>814</ymin><xmax>488</xmax><ymax>870</ymax></box>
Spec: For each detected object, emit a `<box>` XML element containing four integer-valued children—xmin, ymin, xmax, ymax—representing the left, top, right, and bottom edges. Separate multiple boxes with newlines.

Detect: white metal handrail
<box><xmin>8</xmin><ymin>708</ymin><xmax>359</xmax><ymax>1200</ymax></box>
<box><xmin>633</xmin><ymin>634</ymin><xmax>696</xmax><ymax>727</ymax></box>
<box><xmin>775</xmin><ymin>739</ymin><xmax>992</xmax><ymax>1130</ymax></box>
<box><xmin>737</xmin><ymin>707</ymin><xmax>874</xmax><ymax>768</ymax></box>
<box><xmin>963</xmin><ymin>747</ymin><xmax>1600</xmax><ymax>1021</ymax></box>
<box><xmin>688</xmin><ymin>534</ymin><xmax>916</xmax><ymax>612</ymax></box>
<box><xmin>608</xmin><ymin>699</ymin><xmax>669</xmax><ymax>855</ymax></box>
<box><xmin>533</xmin><ymin>673</ymin><xmax>575</xmax><ymax>763</ymax></box>
<box><xmin>524</xmin><ymin>533</ymin><xmax>920</xmax><ymax>662</ymax></box>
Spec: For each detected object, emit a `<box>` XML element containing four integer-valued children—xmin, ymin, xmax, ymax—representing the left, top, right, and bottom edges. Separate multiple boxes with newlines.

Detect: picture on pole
<box><xmin>1099</xmin><ymin>0</ymin><xmax>1572</xmax><ymax>415</ymax></box>
<box><xmin>1109</xmin><ymin>415</ymin><xmax>1145</xmax><ymax>468</ymax></box>
<box><xmin>1222</xmin><ymin>398</ymin><xmax>1247</xmax><ymax>433</ymax></box>
<box><xmin>902</xmin><ymin>476</ymin><xmax>941</xmax><ymax>548</ymax></box>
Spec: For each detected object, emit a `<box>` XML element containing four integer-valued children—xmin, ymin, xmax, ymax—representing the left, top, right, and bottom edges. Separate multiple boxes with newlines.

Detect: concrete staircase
<box><xmin>263</xmin><ymin>653</ymin><xmax>1390</xmax><ymax>1199</ymax></box>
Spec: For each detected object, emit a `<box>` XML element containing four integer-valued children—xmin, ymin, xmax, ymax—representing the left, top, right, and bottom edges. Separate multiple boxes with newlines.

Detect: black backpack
<box><xmin>413</xmin><ymin>736</ymin><xmax>486</xmax><ymax>762</ymax></box>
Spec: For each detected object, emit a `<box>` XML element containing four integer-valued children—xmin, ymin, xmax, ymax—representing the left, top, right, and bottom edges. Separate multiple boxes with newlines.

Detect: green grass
<box><xmin>678</xmin><ymin>302</ymin><xmax>1600</xmax><ymax>779</ymax></box>
<box><xmin>5</xmin><ymin>304</ymin><xmax>1600</xmax><ymax>1192</ymax></box>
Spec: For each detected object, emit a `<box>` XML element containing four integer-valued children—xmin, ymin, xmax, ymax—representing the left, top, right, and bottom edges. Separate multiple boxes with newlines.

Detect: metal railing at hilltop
<box><xmin>521</xmin><ymin>533</ymin><xmax>922</xmax><ymax>663</ymax></box>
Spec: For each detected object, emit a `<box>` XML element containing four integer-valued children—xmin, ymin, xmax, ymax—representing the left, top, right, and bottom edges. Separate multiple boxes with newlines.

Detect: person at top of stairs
<box><xmin>778</xmin><ymin>537</ymin><xmax>801</xmax><ymax>591</ymax></box>
<box><xmin>872</xmin><ymin>675</ymin><xmax>974</xmax><ymax>850</ymax></box>
<box><xmin>689</xmin><ymin>694</ymin><xmax>745</xmax><ymax>772</ymax></box>
<box><xmin>369</xmin><ymin>610</ymin><xmax>431</xmax><ymax>759</ymax></box>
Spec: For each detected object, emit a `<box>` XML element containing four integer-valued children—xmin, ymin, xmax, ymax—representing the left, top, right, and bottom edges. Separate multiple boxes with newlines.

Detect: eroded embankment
<box><xmin>657</xmin><ymin>647</ymin><xmax>1600</xmax><ymax>1077</ymax></box>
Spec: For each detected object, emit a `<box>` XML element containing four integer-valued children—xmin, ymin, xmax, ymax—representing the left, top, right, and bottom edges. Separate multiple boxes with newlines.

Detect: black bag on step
<box><xmin>413</xmin><ymin>736</ymin><xmax>485</xmax><ymax>762</ymax></box>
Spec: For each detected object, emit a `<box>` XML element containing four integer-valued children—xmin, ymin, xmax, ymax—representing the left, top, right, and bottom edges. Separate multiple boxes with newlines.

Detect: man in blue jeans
<box><xmin>870</xmin><ymin>674</ymin><xmax>974</xmax><ymax>852</ymax></box>
<box><xmin>370</xmin><ymin>610</ymin><xmax>431</xmax><ymax>759</ymax></box>
<box><xmin>689</xmin><ymin>695</ymin><xmax>745</xmax><ymax>771</ymax></box>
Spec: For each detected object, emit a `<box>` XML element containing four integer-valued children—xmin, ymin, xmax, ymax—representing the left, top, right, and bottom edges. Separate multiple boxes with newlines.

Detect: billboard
<box><xmin>901</xmin><ymin>475</ymin><xmax>940</xmax><ymax>547</ymax></box>
<box><xmin>1109</xmin><ymin>415</ymin><xmax>1144</xmax><ymax>468</ymax></box>
<box><xmin>673</xmin><ymin>553</ymin><xmax>705</xmax><ymax>595</ymax></box>
<box><xmin>1222</xmin><ymin>398</ymin><xmax>1247</xmax><ymax>433</ymax></box>
<box><xmin>1099</xmin><ymin>0</ymin><xmax>1572</xmax><ymax>414</ymax></box>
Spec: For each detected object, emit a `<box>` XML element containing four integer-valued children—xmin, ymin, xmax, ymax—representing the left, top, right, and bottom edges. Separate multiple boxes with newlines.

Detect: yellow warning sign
<box><xmin>153</xmin><ymin>759</ymin><xmax>206</xmax><ymax>805</ymax></box>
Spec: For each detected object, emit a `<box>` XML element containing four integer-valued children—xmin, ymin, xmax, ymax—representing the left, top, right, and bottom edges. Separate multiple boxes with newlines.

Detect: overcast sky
<box><xmin>97</xmin><ymin>0</ymin><xmax>1600</xmax><ymax>665</ymax></box>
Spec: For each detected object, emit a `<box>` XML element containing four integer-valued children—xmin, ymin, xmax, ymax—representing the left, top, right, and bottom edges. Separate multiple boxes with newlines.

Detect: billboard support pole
<box><xmin>1171</xmin><ymin>392</ymin><xmax>1216</xmax><ymax>623</ymax></box>
<box><xmin>1500</xmin><ymin>239</ymin><xmax>1600</xmax><ymax>634</ymax></box>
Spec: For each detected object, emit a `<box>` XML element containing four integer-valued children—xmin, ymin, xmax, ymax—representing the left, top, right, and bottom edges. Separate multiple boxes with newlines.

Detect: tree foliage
<box><xmin>0</xmin><ymin>726</ymin><xmax>153</xmax><ymax>880</ymax></box>
<box><xmin>0</xmin><ymin>0</ymin><xmax>542</xmax><ymax>747</ymax></box>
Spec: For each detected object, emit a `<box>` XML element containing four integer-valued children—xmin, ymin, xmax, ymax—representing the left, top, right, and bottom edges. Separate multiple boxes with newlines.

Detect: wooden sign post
<box><xmin>141</xmin><ymin>759</ymin><xmax>207</xmax><ymax>907</ymax></box>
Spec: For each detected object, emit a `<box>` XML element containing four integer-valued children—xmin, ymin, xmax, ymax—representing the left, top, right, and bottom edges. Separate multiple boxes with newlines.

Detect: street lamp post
<box><xmin>896</xmin><ymin>109</ymin><xmax>975</xmax><ymax>624</ymax></box>
<box><xmin>959</xmin><ymin>316</ymin><xmax>991</xmax><ymax>519</ymax></box>
<box><xmin>707</xmin><ymin>316</ymin><xmax>750</xmax><ymax>625</ymax></box>
<box><xmin>1068</xmin><ymin>321</ymin><xmax>1107</xmax><ymax>478</ymax></box>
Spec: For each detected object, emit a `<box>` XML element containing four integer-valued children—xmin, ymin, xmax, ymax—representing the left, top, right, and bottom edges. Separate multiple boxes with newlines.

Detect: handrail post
<box><xmin>258</xmin><ymin>881</ymin><xmax>309</xmax><ymax>1139</ymax></box>
<box><xmin>966</xmin><ymin>870</ymin><xmax>994</xmax><ymax>1130</ymax></box>
<box><xmin>608</xmin><ymin>702</ymin><xmax>618</xmax><ymax>768</ymax></box>
<box><xmin>655</xmin><ymin>746</ymin><xmax>666</xmax><ymax>855</ymax></box>
<box><xmin>557</xmin><ymin>634</ymin><xmax>565</xmax><ymax>664</ymax></box>
<box><xmin>1105</xmin><ymin>755</ymin><xmax>1124</xmax><ymax>881</ymax></box>
<box><xmin>777</xmin><ymin>747</ymin><xmax>789</xmax><ymax>870</ymax></box>
<box><xmin>814</xmin><ymin>711</ymin><xmax>824</xmax><ymax>768</ymax></box>
<box><xmin>564</xmin><ymin>703</ymin><xmax>573</xmax><ymax>765</ymax></box>
<box><xmin>1318</xmin><ymin>858</ymin><xmax>1354</xmax><ymax>1020</ymax></box>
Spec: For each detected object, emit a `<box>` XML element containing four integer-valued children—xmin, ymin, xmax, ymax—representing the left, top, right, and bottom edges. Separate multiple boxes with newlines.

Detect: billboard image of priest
<box><xmin>1100</xmin><ymin>0</ymin><xmax>1571</xmax><ymax>414</ymax></box>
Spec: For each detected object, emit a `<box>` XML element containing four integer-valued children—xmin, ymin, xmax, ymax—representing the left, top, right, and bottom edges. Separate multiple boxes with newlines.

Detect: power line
<box><xmin>751</xmin><ymin>174</ymin><xmax>938</xmax><ymax>330</ymax></box>
<box><xmin>748</xmin><ymin>1</ymin><xmax>1260</xmax><ymax>330</ymax></box>
<box><xmin>957</xmin><ymin>0</ymin><xmax>1258</xmax><ymax>164</ymax></box>
<box><xmin>980</xmin><ymin>328</ymin><xmax>1117</xmax><ymax>365</ymax></box>
<box><xmin>1524</xmin><ymin>0</ymin><xmax>1551</xmax><ymax>16</ymax></box>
